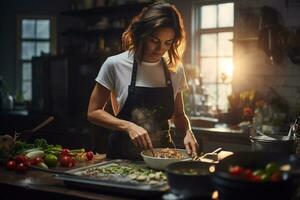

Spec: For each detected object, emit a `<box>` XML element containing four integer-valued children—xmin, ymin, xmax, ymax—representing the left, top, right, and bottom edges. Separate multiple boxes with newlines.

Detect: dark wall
<box><xmin>174</xmin><ymin>0</ymin><xmax>192</xmax><ymax>64</ymax></box>
<box><xmin>0</xmin><ymin>0</ymin><xmax>71</xmax><ymax>95</ymax></box>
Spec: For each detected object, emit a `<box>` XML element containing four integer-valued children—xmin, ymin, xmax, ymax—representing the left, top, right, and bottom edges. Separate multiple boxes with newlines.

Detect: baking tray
<box><xmin>53</xmin><ymin>159</ymin><xmax>169</xmax><ymax>196</ymax></box>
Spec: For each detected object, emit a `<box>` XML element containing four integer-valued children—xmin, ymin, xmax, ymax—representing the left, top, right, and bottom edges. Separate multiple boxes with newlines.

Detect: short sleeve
<box><xmin>95</xmin><ymin>57</ymin><xmax>115</xmax><ymax>91</ymax></box>
<box><xmin>177</xmin><ymin>64</ymin><xmax>189</xmax><ymax>92</ymax></box>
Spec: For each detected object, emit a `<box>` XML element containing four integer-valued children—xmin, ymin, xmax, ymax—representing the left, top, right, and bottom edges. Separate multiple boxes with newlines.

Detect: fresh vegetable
<box><xmin>60</xmin><ymin>148</ymin><xmax>70</xmax><ymax>156</ymax></box>
<box><xmin>15</xmin><ymin>155</ymin><xmax>27</xmax><ymax>164</ymax></box>
<box><xmin>228</xmin><ymin>162</ymin><xmax>284</xmax><ymax>182</ymax></box>
<box><xmin>60</xmin><ymin>155</ymin><xmax>76</xmax><ymax>167</ymax></box>
<box><xmin>6</xmin><ymin>160</ymin><xmax>16</xmax><ymax>170</ymax></box>
<box><xmin>21</xmin><ymin>148</ymin><xmax>42</xmax><ymax>155</ymax></box>
<box><xmin>31</xmin><ymin>157</ymin><xmax>44</xmax><ymax>165</ymax></box>
<box><xmin>85</xmin><ymin>151</ymin><xmax>94</xmax><ymax>161</ymax></box>
<box><xmin>37</xmin><ymin>162</ymin><xmax>49</xmax><ymax>169</ymax></box>
<box><xmin>25</xmin><ymin>150</ymin><xmax>45</xmax><ymax>160</ymax></box>
<box><xmin>15</xmin><ymin>163</ymin><xmax>28</xmax><ymax>173</ymax></box>
<box><xmin>1</xmin><ymin>136</ymin><xmax>97</xmax><ymax>173</ymax></box>
<box><xmin>44</xmin><ymin>154</ymin><xmax>58</xmax><ymax>167</ymax></box>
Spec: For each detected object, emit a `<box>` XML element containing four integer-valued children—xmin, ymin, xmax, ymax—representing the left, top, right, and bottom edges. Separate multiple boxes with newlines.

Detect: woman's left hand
<box><xmin>183</xmin><ymin>130</ymin><xmax>199</xmax><ymax>156</ymax></box>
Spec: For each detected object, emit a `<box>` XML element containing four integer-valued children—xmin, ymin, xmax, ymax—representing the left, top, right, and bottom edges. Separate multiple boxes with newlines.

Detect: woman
<box><xmin>87</xmin><ymin>2</ymin><xmax>199</xmax><ymax>160</ymax></box>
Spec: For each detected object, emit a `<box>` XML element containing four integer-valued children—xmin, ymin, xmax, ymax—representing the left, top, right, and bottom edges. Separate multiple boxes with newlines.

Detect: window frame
<box><xmin>191</xmin><ymin>0</ymin><xmax>235</xmax><ymax>111</ymax></box>
<box><xmin>16</xmin><ymin>15</ymin><xmax>56</xmax><ymax>101</ymax></box>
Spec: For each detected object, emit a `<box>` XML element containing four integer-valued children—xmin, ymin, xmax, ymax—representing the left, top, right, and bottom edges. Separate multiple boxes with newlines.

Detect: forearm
<box><xmin>87</xmin><ymin>109</ymin><xmax>132</xmax><ymax>132</ymax></box>
<box><xmin>173</xmin><ymin>113</ymin><xmax>192</xmax><ymax>134</ymax></box>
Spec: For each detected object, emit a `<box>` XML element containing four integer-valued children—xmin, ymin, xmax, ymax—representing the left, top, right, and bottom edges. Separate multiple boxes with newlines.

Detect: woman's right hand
<box><xmin>126</xmin><ymin>122</ymin><xmax>153</xmax><ymax>150</ymax></box>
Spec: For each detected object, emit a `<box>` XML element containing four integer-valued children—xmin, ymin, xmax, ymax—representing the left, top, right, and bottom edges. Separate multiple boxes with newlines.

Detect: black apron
<box><xmin>107</xmin><ymin>58</ymin><xmax>175</xmax><ymax>160</ymax></box>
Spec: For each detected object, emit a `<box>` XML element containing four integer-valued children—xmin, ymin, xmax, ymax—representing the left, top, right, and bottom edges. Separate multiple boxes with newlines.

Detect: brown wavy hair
<box><xmin>122</xmin><ymin>2</ymin><xmax>186</xmax><ymax>72</ymax></box>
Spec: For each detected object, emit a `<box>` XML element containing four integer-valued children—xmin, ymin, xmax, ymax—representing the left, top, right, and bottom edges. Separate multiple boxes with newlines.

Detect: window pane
<box><xmin>36</xmin><ymin>20</ymin><xmax>50</xmax><ymax>39</ymax></box>
<box><xmin>218</xmin><ymin>57</ymin><xmax>233</xmax><ymax>83</ymax></box>
<box><xmin>22</xmin><ymin>42</ymin><xmax>35</xmax><ymax>60</ymax></box>
<box><xmin>218</xmin><ymin>3</ymin><xmax>234</xmax><ymax>27</ymax></box>
<box><xmin>22</xmin><ymin>62</ymin><xmax>32</xmax><ymax>81</ymax></box>
<box><xmin>218</xmin><ymin>32</ymin><xmax>233</xmax><ymax>56</ymax></box>
<box><xmin>218</xmin><ymin>84</ymin><xmax>232</xmax><ymax>111</ymax></box>
<box><xmin>204</xmin><ymin>83</ymin><xmax>217</xmax><ymax>107</ymax></box>
<box><xmin>200</xmin><ymin>34</ymin><xmax>217</xmax><ymax>56</ymax></box>
<box><xmin>22</xmin><ymin>19</ymin><xmax>35</xmax><ymax>39</ymax></box>
<box><xmin>36</xmin><ymin>42</ymin><xmax>50</xmax><ymax>56</ymax></box>
<box><xmin>201</xmin><ymin>58</ymin><xmax>217</xmax><ymax>83</ymax></box>
<box><xmin>22</xmin><ymin>81</ymin><xmax>32</xmax><ymax>101</ymax></box>
<box><xmin>201</xmin><ymin>5</ymin><xmax>217</xmax><ymax>29</ymax></box>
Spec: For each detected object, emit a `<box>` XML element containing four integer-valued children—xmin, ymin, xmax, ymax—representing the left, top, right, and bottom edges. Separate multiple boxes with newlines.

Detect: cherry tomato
<box><xmin>85</xmin><ymin>151</ymin><xmax>94</xmax><ymax>161</ymax></box>
<box><xmin>271</xmin><ymin>172</ymin><xmax>282</xmax><ymax>182</ymax></box>
<box><xmin>244</xmin><ymin>169</ymin><xmax>253</xmax><ymax>178</ymax></box>
<box><xmin>60</xmin><ymin>156</ymin><xmax>76</xmax><ymax>167</ymax></box>
<box><xmin>229</xmin><ymin>165</ymin><xmax>244</xmax><ymax>176</ymax></box>
<box><xmin>60</xmin><ymin>148</ymin><xmax>70</xmax><ymax>156</ymax></box>
<box><xmin>248</xmin><ymin>174</ymin><xmax>261</xmax><ymax>182</ymax></box>
<box><xmin>31</xmin><ymin>157</ymin><xmax>44</xmax><ymax>165</ymax></box>
<box><xmin>15</xmin><ymin>155</ymin><xmax>27</xmax><ymax>164</ymax></box>
<box><xmin>6</xmin><ymin>160</ymin><xmax>16</xmax><ymax>170</ymax></box>
<box><xmin>23</xmin><ymin>160</ymin><xmax>32</xmax><ymax>167</ymax></box>
<box><xmin>15</xmin><ymin>163</ymin><xmax>28</xmax><ymax>173</ymax></box>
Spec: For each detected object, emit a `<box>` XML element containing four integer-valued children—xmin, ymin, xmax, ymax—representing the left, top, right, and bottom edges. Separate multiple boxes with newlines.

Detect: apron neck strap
<box><xmin>130</xmin><ymin>57</ymin><xmax>172</xmax><ymax>87</ymax></box>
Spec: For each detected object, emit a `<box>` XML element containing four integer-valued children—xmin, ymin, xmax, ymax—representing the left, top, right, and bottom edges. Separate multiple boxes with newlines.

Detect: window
<box><xmin>192</xmin><ymin>2</ymin><xmax>234</xmax><ymax>111</ymax></box>
<box><xmin>17</xmin><ymin>17</ymin><xmax>55</xmax><ymax>101</ymax></box>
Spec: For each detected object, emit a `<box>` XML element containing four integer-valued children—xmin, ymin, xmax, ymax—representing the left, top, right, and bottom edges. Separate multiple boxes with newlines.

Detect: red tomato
<box><xmin>23</xmin><ymin>160</ymin><xmax>32</xmax><ymax>167</ymax></box>
<box><xmin>85</xmin><ymin>151</ymin><xmax>94</xmax><ymax>161</ymax></box>
<box><xmin>60</xmin><ymin>148</ymin><xmax>70</xmax><ymax>156</ymax></box>
<box><xmin>271</xmin><ymin>172</ymin><xmax>282</xmax><ymax>182</ymax></box>
<box><xmin>31</xmin><ymin>157</ymin><xmax>44</xmax><ymax>165</ymax></box>
<box><xmin>244</xmin><ymin>169</ymin><xmax>253</xmax><ymax>178</ymax></box>
<box><xmin>15</xmin><ymin>163</ymin><xmax>28</xmax><ymax>173</ymax></box>
<box><xmin>6</xmin><ymin>160</ymin><xmax>16</xmax><ymax>170</ymax></box>
<box><xmin>229</xmin><ymin>165</ymin><xmax>244</xmax><ymax>176</ymax></box>
<box><xmin>60</xmin><ymin>156</ymin><xmax>76</xmax><ymax>167</ymax></box>
<box><xmin>248</xmin><ymin>174</ymin><xmax>261</xmax><ymax>182</ymax></box>
<box><xmin>15</xmin><ymin>155</ymin><xmax>27</xmax><ymax>164</ymax></box>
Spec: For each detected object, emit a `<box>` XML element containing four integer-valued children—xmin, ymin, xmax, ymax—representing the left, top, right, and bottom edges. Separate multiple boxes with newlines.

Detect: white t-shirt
<box><xmin>95</xmin><ymin>51</ymin><xmax>188</xmax><ymax>115</ymax></box>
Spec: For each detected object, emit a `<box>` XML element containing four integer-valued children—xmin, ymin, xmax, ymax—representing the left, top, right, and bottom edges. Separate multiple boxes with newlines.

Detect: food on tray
<box><xmin>153</xmin><ymin>148</ymin><xmax>184</xmax><ymax>159</ymax></box>
<box><xmin>78</xmin><ymin>162</ymin><xmax>167</xmax><ymax>185</ymax></box>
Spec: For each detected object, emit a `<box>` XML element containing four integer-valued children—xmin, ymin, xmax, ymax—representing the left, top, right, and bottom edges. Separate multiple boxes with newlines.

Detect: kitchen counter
<box><xmin>192</xmin><ymin>124</ymin><xmax>251</xmax><ymax>152</ymax></box>
<box><xmin>0</xmin><ymin>161</ymin><xmax>160</xmax><ymax>200</ymax></box>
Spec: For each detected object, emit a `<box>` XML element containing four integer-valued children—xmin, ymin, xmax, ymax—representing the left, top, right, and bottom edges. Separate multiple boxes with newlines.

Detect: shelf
<box><xmin>61</xmin><ymin>2</ymin><xmax>152</xmax><ymax>17</ymax></box>
<box><xmin>62</xmin><ymin>28</ymin><xmax>124</xmax><ymax>37</ymax></box>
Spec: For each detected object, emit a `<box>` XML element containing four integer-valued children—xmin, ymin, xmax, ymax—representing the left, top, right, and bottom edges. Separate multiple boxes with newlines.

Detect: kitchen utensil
<box><xmin>166</xmin><ymin>161</ymin><xmax>215</xmax><ymax>198</ymax></box>
<box><xmin>282</xmin><ymin>117</ymin><xmax>299</xmax><ymax>140</ymax></box>
<box><xmin>141</xmin><ymin>148</ymin><xmax>189</xmax><ymax>170</ymax></box>
<box><xmin>194</xmin><ymin>148</ymin><xmax>222</xmax><ymax>162</ymax></box>
<box><xmin>212</xmin><ymin>152</ymin><xmax>300</xmax><ymax>200</ymax></box>
<box><xmin>250</xmin><ymin>128</ymin><xmax>297</xmax><ymax>154</ymax></box>
<box><xmin>31</xmin><ymin>116</ymin><xmax>54</xmax><ymax>132</ymax></box>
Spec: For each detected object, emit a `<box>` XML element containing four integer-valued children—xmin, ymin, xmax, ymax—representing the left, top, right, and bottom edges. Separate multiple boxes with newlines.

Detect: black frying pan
<box><xmin>212</xmin><ymin>152</ymin><xmax>300</xmax><ymax>200</ymax></box>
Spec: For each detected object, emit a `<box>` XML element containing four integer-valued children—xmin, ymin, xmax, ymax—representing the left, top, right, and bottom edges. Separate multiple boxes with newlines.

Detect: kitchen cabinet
<box><xmin>61</xmin><ymin>2</ymin><xmax>152</xmax><ymax>57</ymax></box>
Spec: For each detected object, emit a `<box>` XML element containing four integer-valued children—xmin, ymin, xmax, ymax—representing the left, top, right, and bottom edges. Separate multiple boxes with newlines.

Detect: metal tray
<box><xmin>54</xmin><ymin>160</ymin><xmax>169</xmax><ymax>196</ymax></box>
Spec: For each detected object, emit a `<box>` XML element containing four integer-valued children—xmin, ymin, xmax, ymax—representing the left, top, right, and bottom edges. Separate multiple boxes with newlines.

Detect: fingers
<box><xmin>191</xmin><ymin>141</ymin><xmax>199</xmax><ymax>156</ymax></box>
<box><xmin>129</xmin><ymin>128</ymin><xmax>152</xmax><ymax>149</ymax></box>
<box><xmin>145</xmin><ymin>133</ymin><xmax>153</xmax><ymax>149</ymax></box>
<box><xmin>185</xmin><ymin>143</ymin><xmax>192</xmax><ymax>155</ymax></box>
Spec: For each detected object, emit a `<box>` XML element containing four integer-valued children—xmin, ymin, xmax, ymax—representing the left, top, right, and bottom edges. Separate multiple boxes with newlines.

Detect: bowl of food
<box><xmin>212</xmin><ymin>152</ymin><xmax>300</xmax><ymax>200</ymax></box>
<box><xmin>166</xmin><ymin>161</ymin><xmax>215</xmax><ymax>198</ymax></box>
<box><xmin>141</xmin><ymin>148</ymin><xmax>190</xmax><ymax>170</ymax></box>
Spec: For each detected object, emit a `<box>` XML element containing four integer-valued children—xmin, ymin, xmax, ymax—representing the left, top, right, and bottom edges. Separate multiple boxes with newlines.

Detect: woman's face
<box><xmin>142</xmin><ymin>27</ymin><xmax>175</xmax><ymax>63</ymax></box>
